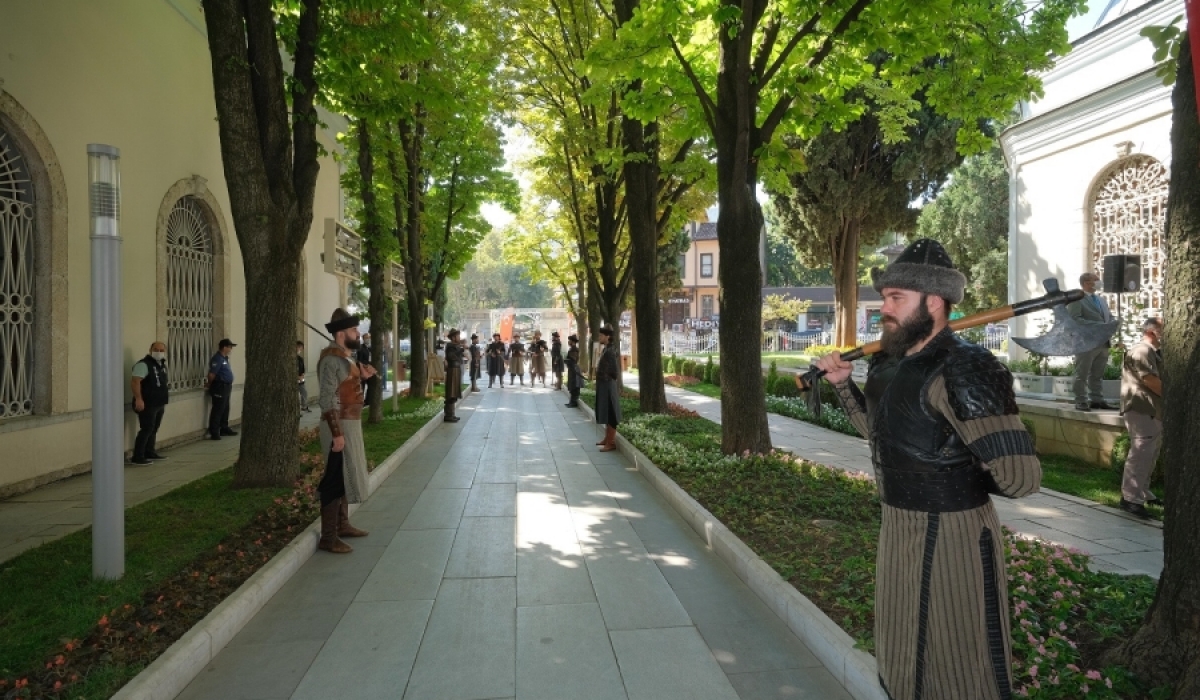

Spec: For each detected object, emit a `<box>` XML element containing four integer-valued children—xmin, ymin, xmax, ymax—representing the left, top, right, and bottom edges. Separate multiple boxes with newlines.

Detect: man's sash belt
<box><xmin>876</xmin><ymin>464</ymin><xmax>991</xmax><ymax>512</ymax></box>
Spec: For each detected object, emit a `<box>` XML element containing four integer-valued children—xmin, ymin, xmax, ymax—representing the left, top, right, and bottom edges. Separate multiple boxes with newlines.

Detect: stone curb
<box><xmin>576</xmin><ymin>397</ymin><xmax>886</xmax><ymax>700</ymax></box>
<box><xmin>111</xmin><ymin>399</ymin><xmax>455</xmax><ymax>700</ymax></box>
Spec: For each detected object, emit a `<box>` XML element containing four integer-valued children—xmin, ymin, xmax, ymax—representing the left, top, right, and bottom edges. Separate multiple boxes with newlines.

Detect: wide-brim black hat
<box><xmin>870</xmin><ymin>238</ymin><xmax>966</xmax><ymax>304</ymax></box>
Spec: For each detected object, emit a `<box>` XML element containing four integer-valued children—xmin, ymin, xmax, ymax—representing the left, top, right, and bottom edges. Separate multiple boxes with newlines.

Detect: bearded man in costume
<box><xmin>316</xmin><ymin>308</ymin><xmax>375</xmax><ymax>554</ymax></box>
<box><xmin>813</xmin><ymin>239</ymin><xmax>1040</xmax><ymax>700</ymax></box>
<box><xmin>444</xmin><ymin>328</ymin><xmax>465</xmax><ymax>422</ymax></box>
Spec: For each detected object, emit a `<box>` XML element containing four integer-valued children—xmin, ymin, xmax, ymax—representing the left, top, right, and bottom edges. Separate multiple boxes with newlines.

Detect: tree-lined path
<box><xmin>176</xmin><ymin>388</ymin><xmax>850</xmax><ymax>700</ymax></box>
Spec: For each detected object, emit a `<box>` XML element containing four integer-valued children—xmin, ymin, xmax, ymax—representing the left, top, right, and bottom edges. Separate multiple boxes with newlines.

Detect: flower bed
<box><xmin>583</xmin><ymin>388</ymin><xmax>1161</xmax><ymax>698</ymax></box>
<box><xmin>663</xmin><ymin>374</ymin><xmax>700</xmax><ymax>388</ymax></box>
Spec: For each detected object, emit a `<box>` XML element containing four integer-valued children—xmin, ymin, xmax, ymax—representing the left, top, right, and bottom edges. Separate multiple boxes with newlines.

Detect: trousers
<box><xmin>1121</xmin><ymin>410</ymin><xmax>1161</xmax><ymax>505</ymax></box>
<box><xmin>208</xmin><ymin>381</ymin><xmax>231</xmax><ymax>437</ymax></box>
<box><xmin>133</xmin><ymin>404</ymin><xmax>165</xmax><ymax>459</ymax></box>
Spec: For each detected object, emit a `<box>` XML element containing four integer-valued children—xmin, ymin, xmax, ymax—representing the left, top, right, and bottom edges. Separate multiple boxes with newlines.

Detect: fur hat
<box><xmin>870</xmin><ymin>238</ymin><xmax>965</xmax><ymax>304</ymax></box>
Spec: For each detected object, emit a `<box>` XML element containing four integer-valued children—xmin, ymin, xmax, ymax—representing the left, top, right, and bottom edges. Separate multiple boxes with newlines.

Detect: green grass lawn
<box><xmin>0</xmin><ymin>468</ymin><xmax>292</xmax><ymax>682</ymax></box>
<box><xmin>1</xmin><ymin>394</ymin><xmax>440</xmax><ymax>697</ymax></box>
<box><xmin>1040</xmin><ymin>453</ymin><xmax>1164</xmax><ymax>521</ymax></box>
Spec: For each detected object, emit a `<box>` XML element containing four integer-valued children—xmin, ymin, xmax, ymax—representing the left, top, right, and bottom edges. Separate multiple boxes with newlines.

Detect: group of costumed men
<box><xmin>483</xmin><ymin>330</ymin><xmax>563</xmax><ymax>388</ymax></box>
<box><xmin>312</xmin><ymin>239</ymin><xmax>1029</xmax><ymax>700</ymax></box>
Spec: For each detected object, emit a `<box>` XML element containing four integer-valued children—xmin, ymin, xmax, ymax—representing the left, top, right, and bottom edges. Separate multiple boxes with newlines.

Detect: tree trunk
<box><xmin>201</xmin><ymin>0</ymin><xmax>322</xmax><ymax>486</ymax></box>
<box><xmin>392</xmin><ymin>116</ymin><xmax>427</xmax><ymax>398</ymax></box>
<box><xmin>831</xmin><ymin>219</ymin><xmax>861</xmax><ymax>347</ymax></box>
<box><xmin>712</xmin><ymin>2</ymin><xmax>772</xmax><ymax>455</ymax></box>
<box><xmin>1109</xmin><ymin>34</ymin><xmax>1200</xmax><ymax>697</ymax></box>
<box><xmin>356</xmin><ymin>118</ymin><xmax>386</xmax><ymax>423</ymax></box>
<box><xmin>623</xmin><ymin>121</ymin><xmax>667</xmax><ymax>412</ymax></box>
<box><xmin>576</xmin><ymin>276</ymin><xmax>589</xmax><ymax>370</ymax></box>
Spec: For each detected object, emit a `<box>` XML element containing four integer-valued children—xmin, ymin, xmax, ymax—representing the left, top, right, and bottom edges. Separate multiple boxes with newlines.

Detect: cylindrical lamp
<box><xmin>88</xmin><ymin>144</ymin><xmax>124</xmax><ymax>580</ymax></box>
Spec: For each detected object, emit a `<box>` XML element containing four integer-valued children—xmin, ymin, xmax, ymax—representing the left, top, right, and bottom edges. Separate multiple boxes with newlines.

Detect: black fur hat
<box><xmin>870</xmin><ymin>238</ymin><xmax>965</xmax><ymax>304</ymax></box>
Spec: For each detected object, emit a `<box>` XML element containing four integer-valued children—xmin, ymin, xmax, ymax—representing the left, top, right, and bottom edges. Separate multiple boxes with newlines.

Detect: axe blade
<box><xmin>1011</xmin><ymin>279</ymin><xmax>1118</xmax><ymax>356</ymax></box>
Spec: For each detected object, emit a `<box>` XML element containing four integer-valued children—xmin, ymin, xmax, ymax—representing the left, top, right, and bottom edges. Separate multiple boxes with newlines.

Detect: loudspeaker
<box><xmin>1102</xmin><ymin>254</ymin><xmax>1141</xmax><ymax>293</ymax></box>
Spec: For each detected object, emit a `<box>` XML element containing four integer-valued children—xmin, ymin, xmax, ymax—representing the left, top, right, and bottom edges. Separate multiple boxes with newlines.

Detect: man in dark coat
<box><xmin>813</xmin><ymin>239</ymin><xmax>1041</xmax><ymax>700</ymax></box>
<box><xmin>551</xmin><ymin>331</ymin><xmax>564</xmax><ymax>390</ymax></box>
<box><xmin>564</xmin><ymin>334</ymin><xmax>581</xmax><ymax>408</ymax></box>
<box><xmin>593</xmin><ymin>327</ymin><xmax>621</xmax><ymax>451</ymax></box>
<box><xmin>468</xmin><ymin>333</ymin><xmax>482</xmax><ymax>393</ymax></box>
<box><xmin>444</xmin><ymin>329</ymin><xmax>465</xmax><ymax>422</ymax></box>
<box><xmin>486</xmin><ymin>333</ymin><xmax>507</xmax><ymax>388</ymax></box>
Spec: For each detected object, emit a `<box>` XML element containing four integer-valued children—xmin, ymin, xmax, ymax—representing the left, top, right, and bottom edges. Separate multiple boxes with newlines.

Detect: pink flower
<box><xmin>1029</xmin><ymin>665</ymin><xmax>1039</xmax><ymax>678</ymax></box>
<box><xmin>1086</xmin><ymin>670</ymin><xmax>1102</xmax><ymax>681</ymax></box>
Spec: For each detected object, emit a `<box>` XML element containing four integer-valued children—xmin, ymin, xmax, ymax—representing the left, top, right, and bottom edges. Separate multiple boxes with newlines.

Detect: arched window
<box><xmin>0</xmin><ymin>127</ymin><xmax>34</xmax><ymax>419</ymax></box>
<box><xmin>166</xmin><ymin>196</ymin><xmax>214</xmax><ymax>391</ymax></box>
<box><xmin>1089</xmin><ymin>155</ymin><xmax>1168</xmax><ymax>315</ymax></box>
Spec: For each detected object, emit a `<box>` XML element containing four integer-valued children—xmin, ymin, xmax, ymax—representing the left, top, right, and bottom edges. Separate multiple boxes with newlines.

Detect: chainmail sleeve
<box><xmin>831</xmin><ymin>379</ymin><xmax>869</xmax><ymax>438</ymax></box>
<box><xmin>928</xmin><ymin>374</ymin><xmax>1041</xmax><ymax>498</ymax></box>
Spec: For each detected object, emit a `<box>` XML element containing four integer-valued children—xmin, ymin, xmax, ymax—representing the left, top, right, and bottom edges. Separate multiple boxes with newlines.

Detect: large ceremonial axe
<box><xmin>796</xmin><ymin>278</ymin><xmax>1117</xmax><ymax>406</ymax></box>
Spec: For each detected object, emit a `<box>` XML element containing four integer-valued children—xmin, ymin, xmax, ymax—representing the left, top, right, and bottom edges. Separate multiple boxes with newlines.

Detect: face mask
<box><xmin>152</xmin><ymin>352</ymin><xmax>166</xmax><ymax>362</ymax></box>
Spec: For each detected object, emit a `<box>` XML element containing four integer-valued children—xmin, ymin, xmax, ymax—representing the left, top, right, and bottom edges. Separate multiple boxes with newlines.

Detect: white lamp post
<box><xmin>88</xmin><ymin>144</ymin><xmax>124</xmax><ymax>580</ymax></box>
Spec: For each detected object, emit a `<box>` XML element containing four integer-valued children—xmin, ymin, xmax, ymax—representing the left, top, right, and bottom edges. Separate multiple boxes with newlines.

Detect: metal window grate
<box><xmin>0</xmin><ymin>128</ymin><xmax>34</xmax><ymax>420</ymax></box>
<box><xmin>1090</xmin><ymin>156</ymin><xmax>1168</xmax><ymax>320</ymax></box>
<box><xmin>166</xmin><ymin>196</ymin><xmax>214</xmax><ymax>391</ymax></box>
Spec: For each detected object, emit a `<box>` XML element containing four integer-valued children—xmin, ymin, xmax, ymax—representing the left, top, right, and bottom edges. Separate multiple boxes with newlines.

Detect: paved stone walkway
<box><xmin>626</xmin><ymin>375</ymin><xmax>1164</xmax><ymax>579</ymax></box>
<box><xmin>177</xmin><ymin>386</ymin><xmax>851</xmax><ymax>700</ymax></box>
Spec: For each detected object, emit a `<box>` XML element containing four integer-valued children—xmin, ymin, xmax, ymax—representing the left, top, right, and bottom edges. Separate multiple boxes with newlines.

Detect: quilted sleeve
<box><xmin>929</xmin><ymin>374</ymin><xmax>1040</xmax><ymax>498</ymax></box>
<box><xmin>831</xmin><ymin>379</ymin><xmax>869</xmax><ymax>439</ymax></box>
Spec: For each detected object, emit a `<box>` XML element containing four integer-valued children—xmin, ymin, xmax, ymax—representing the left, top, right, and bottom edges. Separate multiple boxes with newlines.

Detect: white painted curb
<box><xmin>112</xmin><ymin>397</ymin><xmax>457</xmax><ymax>700</ymax></box>
<box><xmin>577</xmin><ymin>398</ymin><xmax>886</xmax><ymax>700</ymax></box>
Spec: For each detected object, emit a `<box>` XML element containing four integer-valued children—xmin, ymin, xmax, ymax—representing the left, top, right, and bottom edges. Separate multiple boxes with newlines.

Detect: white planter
<box><xmin>1012</xmin><ymin>373</ymin><xmax>1053</xmax><ymax>394</ymax></box>
<box><xmin>1052</xmin><ymin>377</ymin><xmax>1075</xmax><ymax>399</ymax></box>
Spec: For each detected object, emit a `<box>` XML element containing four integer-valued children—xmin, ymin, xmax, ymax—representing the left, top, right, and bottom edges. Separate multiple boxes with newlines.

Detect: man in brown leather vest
<box><xmin>316</xmin><ymin>308</ymin><xmax>376</xmax><ymax>554</ymax></box>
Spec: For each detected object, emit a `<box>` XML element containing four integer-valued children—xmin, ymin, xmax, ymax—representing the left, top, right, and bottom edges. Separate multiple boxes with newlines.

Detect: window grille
<box><xmin>1090</xmin><ymin>156</ymin><xmax>1168</xmax><ymax>316</ymax></box>
<box><xmin>701</xmin><ymin>294</ymin><xmax>714</xmax><ymax>318</ymax></box>
<box><xmin>166</xmin><ymin>196</ymin><xmax>214</xmax><ymax>391</ymax></box>
<box><xmin>0</xmin><ymin>128</ymin><xmax>34</xmax><ymax>419</ymax></box>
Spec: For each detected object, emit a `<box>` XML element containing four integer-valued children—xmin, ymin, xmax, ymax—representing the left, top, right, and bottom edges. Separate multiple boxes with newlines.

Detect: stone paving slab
<box><xmin>627</xmin><ymin>375</ymin><xmax>1164</xmax><ymax>579</ymax></box>
<box><xmin>174</xmin><ymin>385</ymin><xmax>850</xmax><ymax>700</ymax></box>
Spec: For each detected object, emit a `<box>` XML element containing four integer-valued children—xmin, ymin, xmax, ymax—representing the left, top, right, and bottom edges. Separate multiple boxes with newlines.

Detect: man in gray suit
<box><xmin>1067</xmin><ymin>271</ymin><xmax>1116</xmax><ymax>411</ymax></box>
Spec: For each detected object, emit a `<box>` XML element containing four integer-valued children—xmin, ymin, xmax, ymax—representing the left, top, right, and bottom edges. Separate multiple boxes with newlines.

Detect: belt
<box><xmin>876</xmin><ymin>465</ymin><xmax>992</xmax><ymax>512</ymax></box>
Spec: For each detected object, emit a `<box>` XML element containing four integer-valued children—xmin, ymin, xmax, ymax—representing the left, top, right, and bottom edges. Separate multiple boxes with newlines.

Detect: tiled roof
<box><xmin>688</xmin><ymin>222</ymin><xmax>718</xmax><ymax>240</ymax></box>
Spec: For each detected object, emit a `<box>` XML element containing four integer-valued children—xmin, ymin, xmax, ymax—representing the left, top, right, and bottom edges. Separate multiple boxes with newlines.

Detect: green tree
<box><xmin>769</xmin><ymin>83</ymin><xmax>961</xmax><ymax>347</ymax></box>
<box><xmin>200</xmin><ymin>0</ymin><xmax>327</xmax><ymax>486</ymax></box>
<box><xmin>605</xmin><ymin>0</ymin><xmax>1086</xmax><ymax>453</ymax></box>
<box><xmin>915</xmin><ymin>143</ymin><xmax>1010</xmax><ymax>313</ymax></box>
<box><xmin>762</xmin><ymin>293</ymin><xmax>811</xmax><ymax>330</ymax></box>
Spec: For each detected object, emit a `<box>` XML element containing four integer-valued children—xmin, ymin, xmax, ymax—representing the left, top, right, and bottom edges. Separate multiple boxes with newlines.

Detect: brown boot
<box><xmin>599</xmin><ymin>426</ymin><xmax>618</xmax><ymax>452</ymax></box>
<box><xmin>337</xmin><ymin>497</ymin><xmax>369</xmax><ymax>538</ymax></box>
<box><xmin>318</xmin><ymin>501</ymin><xmax>353</xmax><ymax>553</ymax></box>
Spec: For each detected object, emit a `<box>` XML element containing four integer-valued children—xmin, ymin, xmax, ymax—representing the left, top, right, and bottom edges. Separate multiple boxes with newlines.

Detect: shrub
<box><xmin>703</xmin><ymin>356</ymin><xmax>714</xmax><ymax>384</ymax></box>
<box><xmin>684</xmin><ymin>359</ymin><xmax>698</xmax><ymax>378</ymax></box>
<box><xmin>772</xmin><ymin>374</ymin><xmax>800</xmax><ymax>398</ymax></box>
<box><xmin>693</xmin><ymin>361</ymin><xmax>706</xmax><ymax>380</ymax></box>
<box><xmin>711</xmin><ymin>363</ymin><xmax>721</xmax><ymax>387</ymax></box>
<box><xmin>668</xmin><ymin>354</ymin><xmax>678</xmax><ymax>374</ymax></box>
<box><xmin>766</xmin><ymin>361</ymin><xmax>779</xmax><ymax>394</ymax></box>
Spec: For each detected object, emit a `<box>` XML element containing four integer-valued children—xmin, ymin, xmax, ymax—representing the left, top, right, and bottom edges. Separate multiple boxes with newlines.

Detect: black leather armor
<box><xmin>864</xmin><ymin>329</ymin><xmax>1002</xmax><ymax>512</ymax></box>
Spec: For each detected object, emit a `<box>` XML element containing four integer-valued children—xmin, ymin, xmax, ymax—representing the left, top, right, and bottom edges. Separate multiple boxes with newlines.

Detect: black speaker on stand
<box><xmin>1102</xmin><ymin>254</ymin><xmax>1142</xmax><ymax>339</ymax></box>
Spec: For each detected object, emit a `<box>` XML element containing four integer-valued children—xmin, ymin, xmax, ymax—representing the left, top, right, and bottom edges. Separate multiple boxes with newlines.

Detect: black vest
<box><xmin>137</xmin><ymin>355</ymin><xmax>170</xmax><ymax>407</ymax></box>
<box><xmin>864</xmin><ymin>331</ymin><xmax>990</xmax><ymax>511</ymax></box>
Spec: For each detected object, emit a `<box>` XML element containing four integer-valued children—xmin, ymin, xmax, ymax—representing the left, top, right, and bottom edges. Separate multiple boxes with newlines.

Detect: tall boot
<box><xmin>338</xmin><ymin>497</ymin><xmax>369</xmax><ymax>538</ymax></box>
<box><xmin>318</xmin><ymin>500</ymin><xmax>353</xmax><ymax>553</ymax></box>
<box><xmin>599</xmin><ymin>426</ymin><xmax>618</xmax><ymax>452</ymax></box>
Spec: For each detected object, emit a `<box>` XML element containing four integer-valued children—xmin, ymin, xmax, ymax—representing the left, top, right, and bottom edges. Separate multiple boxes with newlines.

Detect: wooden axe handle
<box><xmin>844</xmin><ymin>306</ymin><xmax>1017</xmax><ymax>362</ymax></box>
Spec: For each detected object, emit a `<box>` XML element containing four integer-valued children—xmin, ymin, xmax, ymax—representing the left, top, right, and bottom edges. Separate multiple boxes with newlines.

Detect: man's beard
<box><xmin>879</xmin><ymin>299</ymin><xmax>935</xmax><ymax>357</ymax></box>
<box><xmin>344</xmin><ymin>337</ymin><xmax>360</xmax><ymax>350</ymax></box>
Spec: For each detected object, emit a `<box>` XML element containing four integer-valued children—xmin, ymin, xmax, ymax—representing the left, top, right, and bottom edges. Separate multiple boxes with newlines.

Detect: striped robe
<box><xmin>834</xmin><ymin>374</ymin><xmax>1040</xmax><ymax>700</ymax></box>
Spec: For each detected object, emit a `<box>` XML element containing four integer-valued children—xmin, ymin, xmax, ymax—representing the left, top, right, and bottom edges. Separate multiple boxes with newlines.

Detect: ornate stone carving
<box><xmin>1089</xmin><ymin>155</ymin><xmax>1168</xmax><ymax>315</ymax></box>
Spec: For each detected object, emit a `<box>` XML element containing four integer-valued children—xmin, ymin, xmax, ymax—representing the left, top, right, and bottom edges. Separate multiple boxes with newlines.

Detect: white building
<box><xmin>0</xmin><ymin>1</ymin><xmax>348</xmax><ymax>496</ymax></box>
<box><xmin>1001</xmin><ymin>0</ymin><xmax>1179</xmax><ymax>348</ymax></box>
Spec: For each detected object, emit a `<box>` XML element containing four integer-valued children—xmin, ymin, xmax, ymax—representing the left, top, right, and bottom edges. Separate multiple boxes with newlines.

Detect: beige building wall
<box><xmin>0</xmin><ymin>0</ymin><xmax>346</xmax><ymax>495</ymax></box>
<box><xmin>680</xmin><ymin>238</ymin><xmax>721</xmax><ymax>318</ymax></box>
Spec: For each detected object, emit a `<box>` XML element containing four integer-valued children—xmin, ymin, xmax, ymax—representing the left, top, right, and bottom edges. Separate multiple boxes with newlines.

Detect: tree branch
<box><xmin>667</xmin><ymin>34</ymin><xmax>717</xmax><ymax>135</ymax></box>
